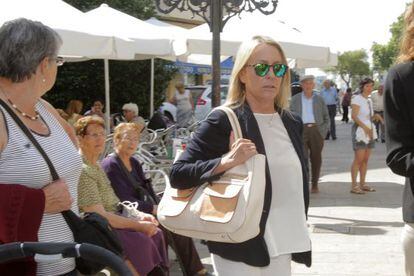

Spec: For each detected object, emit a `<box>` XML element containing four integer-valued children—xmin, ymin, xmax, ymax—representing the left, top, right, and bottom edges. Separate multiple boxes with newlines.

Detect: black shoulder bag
<box><xmin>0</xmin><ymin>100</ymin><xmax>123</xmax><ymax>275</ymax></box>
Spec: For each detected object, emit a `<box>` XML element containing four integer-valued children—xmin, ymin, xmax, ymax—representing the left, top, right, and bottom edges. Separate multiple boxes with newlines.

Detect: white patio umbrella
<box><xmin>186</xmin><ymin>12</ymin><xmax>333</xmax><ymax>66</ymax></box>
<box><xmin>85</xmin><ymin>4</ymin><xmax>188</xmax><ymax>120</ymax></box>
<box><xmin>0</xmin><ymin>0</ymin><xmax>123</xmax><ymax>59</ymax></box>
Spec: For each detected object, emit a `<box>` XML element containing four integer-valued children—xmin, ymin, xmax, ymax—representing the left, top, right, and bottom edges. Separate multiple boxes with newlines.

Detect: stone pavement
<box><xmin>170</xmin><ymin>117</ymin><xmax>406</xmax><ymax>276</ymax></box>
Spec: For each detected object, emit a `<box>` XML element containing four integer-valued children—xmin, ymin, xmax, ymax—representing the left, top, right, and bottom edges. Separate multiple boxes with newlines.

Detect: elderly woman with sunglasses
<box><xmin>76</xmin><ymin>116</ymin><xmax>168</xmax><ymax>276</ymax></box>
<box><xmin>170</xmin><ymin>35</ymin><xmax>311</xmax><ymax>275</ymax></box>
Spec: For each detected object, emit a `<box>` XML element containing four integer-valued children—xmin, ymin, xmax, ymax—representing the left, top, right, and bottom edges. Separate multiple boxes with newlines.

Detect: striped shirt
<box><xmin>0</xmin><ymin>100</ymin><xmax>82</xmax><ymax>276</ymax></box>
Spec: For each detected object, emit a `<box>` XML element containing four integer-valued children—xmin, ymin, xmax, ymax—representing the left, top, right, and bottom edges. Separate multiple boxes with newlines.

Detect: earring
<box><xmin>42</xmin><ymin>78</ymin><xmax>46</xmax><ymax>83</ymax></box>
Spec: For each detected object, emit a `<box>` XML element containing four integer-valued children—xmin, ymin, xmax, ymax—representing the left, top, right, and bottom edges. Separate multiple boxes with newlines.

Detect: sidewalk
<box><xmin>292</xmin><ymin>118</ymin><xmax>405</xmax><ymax>276</ymax></box>
<box><xmin>170</xmin><ymin>117</ymin><xmax>406</xmax><ymax>276</ymax></box>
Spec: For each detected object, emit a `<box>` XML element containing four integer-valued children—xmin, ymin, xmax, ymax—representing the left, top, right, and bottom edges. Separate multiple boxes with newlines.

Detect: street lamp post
<box><xmin>155</xmin><ymin>0</ymin><xmax>279</xmax><ymax>107</ymax></box>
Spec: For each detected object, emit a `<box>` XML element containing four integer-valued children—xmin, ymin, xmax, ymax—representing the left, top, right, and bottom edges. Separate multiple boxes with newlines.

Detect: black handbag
<box><xmin>0</xmin><ymin>100</ymin><xmax>124</xmax><ymax>275</ymax></box>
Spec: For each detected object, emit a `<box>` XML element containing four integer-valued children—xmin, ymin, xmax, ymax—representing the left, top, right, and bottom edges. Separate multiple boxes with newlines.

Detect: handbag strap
<box><xmin>0</xmin><ymin>99</ymin><xmax>73</xmax><ymax>218</ymax></box>
<box><xmin>0</xmin><ymin>99</ymin><xmax>60</xmax><ymax>181</ymax></box>
<box><xmin>214</xmin><ymin>106</ymin><xmax>243</xmax><ymax>140</ymax></box>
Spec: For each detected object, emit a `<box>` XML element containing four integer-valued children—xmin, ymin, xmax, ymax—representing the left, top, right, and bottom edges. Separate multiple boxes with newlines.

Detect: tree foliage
<box><xmin>45</xmin><ymin>0</ymin><xmax>177</xmax><ymax>118</ymax></box>
<box><xmin>371</xmin><ymin>10</ymin><xmax>404</xmax><ymax>72</ymax></box>
<box><xmin>325</xmin><ymin>50</ymin><xmax>370</xmax><ymax>88</ymax></box>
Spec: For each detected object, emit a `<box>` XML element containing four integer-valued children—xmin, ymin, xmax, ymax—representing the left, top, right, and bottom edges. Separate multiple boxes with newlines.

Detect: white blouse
<box><xmin>254</xmin><ymin>112</ymin><xmax>311</xmax><ymax>257</ymax></box>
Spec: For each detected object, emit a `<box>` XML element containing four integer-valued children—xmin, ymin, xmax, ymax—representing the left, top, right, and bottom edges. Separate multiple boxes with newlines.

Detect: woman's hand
<box><xmin>139</xmin><ymin>212</ymin><xmax>159</xmax><ymax>226</ymax></box>
<box><xmin>43</xmin><ymin>179</ymin><xmax>73</xmax><ymax>213</ymax></box>
<box><xmin>136</xmin><ymin>221</ymin><xmax>158</xmax><ymax>237</ymax></box>
<box><xmin>223</xmin><ymin>131</ymin><xmax>258</xmax><ymax>167</ymax></box>
<box><xmin>212</xmin><ymin>131</ymin><xmax>258</xmax><ymax>175</ymax></box>
<box><xmin>363</xmin><ymin>126</ymin><xmax>373</xmax><ymax>140</ymax></box>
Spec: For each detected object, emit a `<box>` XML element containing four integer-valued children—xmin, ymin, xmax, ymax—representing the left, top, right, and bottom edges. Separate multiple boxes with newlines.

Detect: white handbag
<box><xmin>157</xmin><ymin>106</ymin><xmax>266</xmax><ymax>243</ymax></box>
<box><xmin>118</xmin><ymin>201</ymin><xmax>142</xmax><ymax>219</ymax></box>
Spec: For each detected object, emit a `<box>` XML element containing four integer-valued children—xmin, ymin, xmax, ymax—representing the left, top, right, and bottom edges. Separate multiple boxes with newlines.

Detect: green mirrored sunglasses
<box><xmin>247</xmin><ymin>63</ymin><xmax>288</xmax><ymax>78</ymax></box>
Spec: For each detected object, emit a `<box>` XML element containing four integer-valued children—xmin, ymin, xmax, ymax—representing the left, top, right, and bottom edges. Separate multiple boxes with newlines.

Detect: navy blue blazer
<box><xmin>170</xmin><ymin>103</ymin><xmax>311</xmax><ymax>267</ymax></box>
<box><xmin>384</xmin><ymin>61</ymin><xmax>414</xmax><ymax>223</ymax></box>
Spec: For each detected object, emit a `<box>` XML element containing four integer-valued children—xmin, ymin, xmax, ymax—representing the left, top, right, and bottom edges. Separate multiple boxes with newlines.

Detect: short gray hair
<box><xmin>0</xmin><ymin>18</ymin><xmax>62</xmax><ymax>83</ymax></box>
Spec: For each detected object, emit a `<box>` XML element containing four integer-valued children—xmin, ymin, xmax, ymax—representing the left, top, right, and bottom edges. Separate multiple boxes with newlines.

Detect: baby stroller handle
<box><xmin>0</xmin><ymin>242</ymin><xmax>132</xmax><ymax>276</ymax></box>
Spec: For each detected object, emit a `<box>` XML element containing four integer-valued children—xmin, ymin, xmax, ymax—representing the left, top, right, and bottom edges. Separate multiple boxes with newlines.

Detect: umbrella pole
<box><xmin>150</xmin><ymin>58</ymin><xmax>155</xmax><ymax>117</ymax></box>
<box><xmin>104</xmin><ymin>59</ymin><xmax>110</xmax><ymax>133</ymax></box>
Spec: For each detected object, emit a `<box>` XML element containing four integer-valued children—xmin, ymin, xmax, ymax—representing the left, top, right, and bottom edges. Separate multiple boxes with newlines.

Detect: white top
<box><xmin>0</xmin><ymin>101</ymin><xmax>82</xmax><ymax>275</ymax></box>
<box><xmin>175</xmin><ymin>90</ymin><xmax>192</xmax><ymax>111</ymax></box>
<box><xmin>370</xmin><ymin>90</ymin><xmax>384</xmax><ymax>112</ymax></box>
<box><xmin>351</xmin><ymin>94</ymin><xmax>373</xmax><ymax>126</ymax></box>
<box><xmin>254</xmin><ymin>113</ymin><xmax>311</xmax><ymax>257</ymax></box>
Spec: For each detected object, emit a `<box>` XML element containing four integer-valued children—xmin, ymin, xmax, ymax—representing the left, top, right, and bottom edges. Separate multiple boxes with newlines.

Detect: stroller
<box><xmin>0</xmin><ymin>242</ymin><xmax>132</xmax><ymax>275</ymax></box>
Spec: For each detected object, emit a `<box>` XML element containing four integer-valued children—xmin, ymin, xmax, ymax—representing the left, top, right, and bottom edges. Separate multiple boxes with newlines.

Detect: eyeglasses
<box><xmin>246</xmin><ymin>63</ymin><xmax>288</xmax><ymax>78</ymax></box>
<box><xmin>121</xmin><ymin>135</ymin><xmax>140</xmax><ymax>142</ymax></box>
<box><xmin>84</xmin><ymin>132</ymin><xmax>106</xmax><ymax>139</ymax></box>
<box><xmin>54</xmin><ymin>57</ymin><xmax>65</xmax><ymax>67</ymax></box>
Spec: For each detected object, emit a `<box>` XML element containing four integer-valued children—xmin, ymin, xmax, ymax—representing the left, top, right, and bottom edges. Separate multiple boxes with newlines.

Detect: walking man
<box><xmin>321</xmin><ymin>80</ymin><xmax>338</xmax><ymax>140</ymax></box>
<box><xmin>290</xmin><ymin>75</ymin><xmax>330</xmax><ymax>193</ymax></box>
<box><xmin>371</xmin><ymin>84</ymin><xmax>385</xmax><ymax>143</ymax></box>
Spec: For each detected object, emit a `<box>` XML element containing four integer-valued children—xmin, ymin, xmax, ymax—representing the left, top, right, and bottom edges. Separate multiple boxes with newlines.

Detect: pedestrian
<box><xmin>290</xmin><ymin>75</ymin><xmax>330</xmax><ymax>193</ymax></box>
<box><xmin>321</xmin><ymin>79</ymin><xmax>338</xmax><ymax>140</ymax></box>
<box><xmin>170</xmin><ymin>35</ymin><xmax>311</xmax><ymax>275</ymax></box>
<box><xmin>371</xmin><ymin>84</ymin><xmax>385</xmax><ymax>143</ymax></box>
<box><xmin>341</xmin><ymin>88</ymin><xmax>352</xmax><ymax>123</ymax></box>
<box><xmin>0</xmin><ymin>18</ymin><xmax>81</xmax><ymax>275</ymax></box>
<box><xmin>171</xmin><ymin>82</ymin><xmax>193</xmax><ymax>127</ymax></box>
<box><xmin>350</xmin><ymin>78</ymin><xmax>378</xmax><ymax>194</ymax></box>
<box><xmin>384</xmin><ymin>2</ymin><xmax>414</xmax><ymax>274</ymax></box>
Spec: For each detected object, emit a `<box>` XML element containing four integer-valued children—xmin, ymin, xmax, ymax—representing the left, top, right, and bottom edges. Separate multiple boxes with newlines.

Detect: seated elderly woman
<box><xmin>75</xmin><ymin>116</ymin><xmax>168</xmax><ymax>276</ymax></box>
<box><xmin>101</xmin><ymin>123</ymin><xmax>208</xmax><ymax>276</ymax></box>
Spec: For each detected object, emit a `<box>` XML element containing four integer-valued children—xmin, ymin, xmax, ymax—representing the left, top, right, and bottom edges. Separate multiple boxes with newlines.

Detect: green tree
<box><xmin>45</xmin><ymin>0</ymin><xmax>176</xmax><ymax>118</ymax></box>
<box><xmin>371</xmin><ymin>9</ymin><xmax>405</xmax><ymax>72</ymax></box>
<box><xmin>325</xmin><ymin>50</ymin><xmax>370</xmax><ymax>88</ymax></box>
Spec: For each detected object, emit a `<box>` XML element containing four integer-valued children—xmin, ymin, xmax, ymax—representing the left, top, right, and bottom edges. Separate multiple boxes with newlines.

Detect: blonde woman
<box><xmin>65</xmin><ymin>99</ymin><xmax>83</xmax><ymax>125</ymax></box>
<box><xmin>170</xmin><ymin>36</ymin><xmax>311</xmax><ymax>275</ymax></box>
<box><xmin>384</xmin><ymin>2</ymin><xmax>414</xmax><ymax>274</ymax></box>
<box><xmin>172</xmin><ymin>82</ymin><xmax>193</xmax><ymax>127</ymax></box>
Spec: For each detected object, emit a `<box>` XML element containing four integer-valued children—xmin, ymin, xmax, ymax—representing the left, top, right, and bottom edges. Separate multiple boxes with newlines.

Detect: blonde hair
<box><xmin>113</xmin><ymin>123</ymin><xmax>141</xmax><ymax>147</ymax></box>
<box><xmin>398</xmin><ymin>3</ymin><xmax>414</xmax><ymax>63</ymax></box>
<box><xmin>225</xmin><ymin>35</ymin><xmax>291</xmax><ymax>110</ymax></box>
<box><xmin>74</xmin><ymin>115</ymin><xmax>105</xmax><ymax>137</ymax></box>
<box><xmin>65</xmin><ymin>100</ymin><xmax>83</xmax><ymax>117</ymax></box>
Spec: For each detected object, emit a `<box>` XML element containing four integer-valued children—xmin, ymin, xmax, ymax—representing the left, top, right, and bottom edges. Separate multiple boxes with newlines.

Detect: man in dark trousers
<box><xmin>290</xmin><ymin>75</ymin><xmax>330</xmax><ymax>193</ymax></box>
<box><xmin>321</xmin><ymin>79</ymin><xmax>338</xmax><ymax>140</ymax></box>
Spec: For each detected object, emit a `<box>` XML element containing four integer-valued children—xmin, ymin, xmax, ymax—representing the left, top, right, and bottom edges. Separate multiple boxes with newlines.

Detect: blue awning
<box><xmin>174</xmin><ymin>57</ymin><xmax>234</xmax><ymax>75</ymax></box>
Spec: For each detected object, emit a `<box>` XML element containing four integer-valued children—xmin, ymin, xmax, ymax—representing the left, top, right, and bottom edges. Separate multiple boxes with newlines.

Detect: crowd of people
<box><xmin>1</xmin><ymin>1</ymin><xmax>414</xmax><ymax>275</ymax></box>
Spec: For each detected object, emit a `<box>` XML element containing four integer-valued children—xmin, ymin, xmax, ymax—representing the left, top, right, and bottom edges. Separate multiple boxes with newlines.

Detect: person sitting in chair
<box><xmin>102</xmin><ymin>123</ymin><xmax>209</xmax><ymax>276</ymax></box>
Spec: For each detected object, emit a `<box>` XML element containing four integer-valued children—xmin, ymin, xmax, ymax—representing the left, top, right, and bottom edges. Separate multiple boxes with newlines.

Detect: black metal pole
<box><xmin>211</xmin><ymin>0</ymin><xmax>222</xmax><ymax>107</ymax></box>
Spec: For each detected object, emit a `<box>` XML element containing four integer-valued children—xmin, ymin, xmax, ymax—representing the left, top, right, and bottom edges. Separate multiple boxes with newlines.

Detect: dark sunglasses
<box><xmin>247</xmin><ymin>63</ymin><xmax>288</xmax><ymax>78</ymax></box>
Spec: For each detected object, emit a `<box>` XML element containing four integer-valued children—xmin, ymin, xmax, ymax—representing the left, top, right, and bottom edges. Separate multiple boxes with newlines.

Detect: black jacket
<box><xmin>170</xmin><ymin>103</ymin><xmax>311</xmax><ymax>267</ymax></box>
<box><xmin>384</xmin><ymin>61</ymin><xmax>414</xmax><ymax>223</ymax></box>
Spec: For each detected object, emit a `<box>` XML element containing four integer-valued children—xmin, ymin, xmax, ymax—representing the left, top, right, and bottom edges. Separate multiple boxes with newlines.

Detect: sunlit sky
<box><xmin>273</xmin><ymin>0</ymin><xmax>410</xmax><ymax>53</ymax></box>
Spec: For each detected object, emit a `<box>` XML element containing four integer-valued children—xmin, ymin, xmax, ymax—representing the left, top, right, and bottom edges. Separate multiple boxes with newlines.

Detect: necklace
<box><xmin>6</xmin><ymin>98</ymin><xmax>40</xmax><ymax>121</ymax></box>
<box><xmin>268</xmin><ymin>113</ymin><xmax>277</xmax><ymax>127</ymax></box>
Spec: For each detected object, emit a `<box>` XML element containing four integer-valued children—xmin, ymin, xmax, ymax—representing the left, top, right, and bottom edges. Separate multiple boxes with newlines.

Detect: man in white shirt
<box><xmin>371</xmin><ymin>84</ymin><xmax>385</xmax><ymax>142</ymax></box>
<box><xmin>290</xmin><ymin>75</ymin><xmax>330</xmax><ymax>193</ymax></box>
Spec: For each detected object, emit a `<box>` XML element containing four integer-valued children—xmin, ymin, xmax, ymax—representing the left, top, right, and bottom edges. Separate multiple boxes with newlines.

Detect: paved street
<box><xmin>170</xmin><ymin>117</ymin><xmax>406</xmax><ymax>276</ymax></box>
